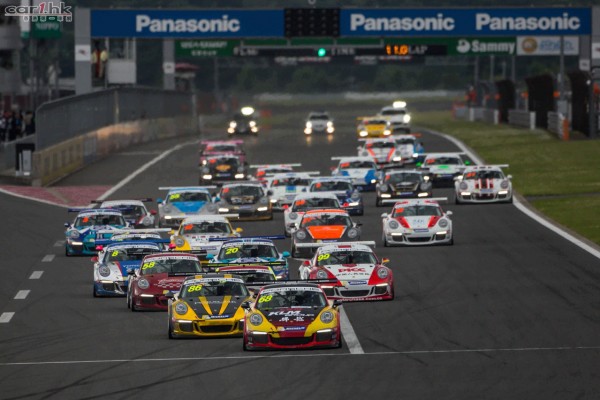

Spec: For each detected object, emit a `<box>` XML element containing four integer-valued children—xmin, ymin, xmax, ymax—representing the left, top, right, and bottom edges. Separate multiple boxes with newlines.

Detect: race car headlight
<box><xmin>327</xmin><ymin>121</ymin><xmax>334</xmax><ymax>128</ymax></box>
<box><xmin>174</xmin><ymin>237</ymin><xmax>185</xmax><ymax>247</ymax></box>
<box><xmin>350</xmin><ymin>191</ymin><xmax>360</xmax><ymax>200</ymax></box>
<box><xmin>229</xmin><ymin>121</ymin><xmax>237</xmax><ymax>128</ymax></box>
<box><xmin>438</xmin><ymin>219</ymin><xmax>449</xmax><ymax>228</ymax></box>
<box><xmin>392</xmin><ymin>156</ymin><xmax>402</xmax><ymax>162</ymax></box>
<box><xmin>218</xmin><ymin>207</ymin><xmax>229</xmax><ymax>213</ymax></box>
<box><xmin>379</xmin><ymin>184</ymin><xmax>388</xmax><ymax>192</ymax></box>
<box><xmin>203</xmin><ymin>174</ymin><xmax>213</xmax><ymax>180</ymax></box>
<box><xmin>289</xmin><ymin>212</ymin><xmax>298</xmax><ymax>220</ymax></box>
<box><xmin>320</xmin><ymin>311</ymin><xmax>334</xmax><ymax>324</ymax></box>
<box><xmin>384</xmin><ymin>129</ymin><xmax>391</xmax><ymax>136</ymax></box>
<box><xmin>377</xmin><ymin>268</ymin><xmax>389</xmax><ymax>279</ymax></box>
<box><xmin>459</xmin><ymin>182</ymin><xmax>468</xmax><ymax>190</ymax></box>
<box><xmin>175</xmin><ymin>302</ymin><xmax>188</xmax><ymax>315</ymax></box>
<box><xmin>316</xmin><ymin>270</ymin><xmax>329</xmax><ymax>279</ymax></box>
<box><xmin>388</xmin><ymin>220</ymin><xmax>400</xmax><ymax>230</ymax></box>
<box><xmin>371</xmin><ymin>179</ymin><xmax>377</xmax><ymax>184</ymax></box>
<box><xmin>500</xmin><ymin>180</ymin><xmax>509</xmax><ymax>189</ymax></box>
<box><xmin>249</xmin><ymin>121</ymin><xmax>257</xmax><ymax>127</ymax></box>
<box><xmin>295</xmin><ymin>230</ymin><xmax>307</xmax><ymax>240</ymax></box>
<box><xmin>68</xmin><ymin>230</ymin><xmax>80</xmax><ymax>238</ymax></box>
<box><xmin>403</xmin><ymin>114</ymin><xmax>411</xmax><ymax>123</ymax></box>
<box><xmin>249</xmin><ymin>313</ymin><xmax>263</xmax><ymax>326</ymax></box>
<box><xmin>306</xmin><ymin>121</ymin><xmax>312</xmax><ymax>128</ymax></box>
<box><xmin>235</xmin><ymin>173</ymin><xmax>245</xmax><ymax>179</ymax></box>
<box><xmin>359</xmin><ymin>130</ymin><xmax>368</xmax><ymax>137</ymax></box>
<box><xmin>137</xmin><ymin>278</ymin><xmax>150</xmax><ymax>290</ymax></box>
<box><xmin>257</xmin><ymin>207</ymin><xmax>269</xmax><ymax>212</ymax></box>
<box><xmin>347</xmin><ymin>202</ymin><xmax>359</xmax><ymax>207</ymax></box>
<box><xmin>346</xmin><ymin>228</ymin><xmax>359</xmax><ymax>239</ymax></box>
<box><xmin>98</xmin><ymin>266</ymin><xmax>111</xmax><ymax>277</ymax></box>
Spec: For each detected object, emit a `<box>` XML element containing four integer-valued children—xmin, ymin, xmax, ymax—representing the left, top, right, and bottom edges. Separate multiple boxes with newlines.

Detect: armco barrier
<box><xmin>547</xmin><ymin>112</ymin><xmax>569</xmax><ymax>140</ymax></box>
<box><xmin>32</xmin><ymin>115</ymin><xmax>195</xmax><ymax>186</ymax></box>
<box><xmin>470</xmin><ymin>107</ymin><xmax>499</xmax><ymax>124</ymax></box>
<box><xmin>508</xmin><ymin>110</ymin><xmax>536</xmax><ymax>130</ymax></box>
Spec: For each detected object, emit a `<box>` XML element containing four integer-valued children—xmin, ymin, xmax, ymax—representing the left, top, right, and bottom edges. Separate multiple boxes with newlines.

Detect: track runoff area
<box><xmin>1</xmin><ymin>108</ymin><xmax>600</xmax><ymax>398</ymax></box>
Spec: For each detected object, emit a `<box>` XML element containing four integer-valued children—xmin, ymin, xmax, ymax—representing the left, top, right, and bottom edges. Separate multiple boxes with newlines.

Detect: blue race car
<box><xmin>207</xmin><ymin>237</ymin><xmax>291</xmax><ymax>280</ymax></box>
<box><xmin>331</xmin><ymin>156</ymin><xmax>378</xmax><ymax>192</ymax></box>
<box><xmin>64</xmin><ymin>208</ymin><xmax>128</xmax><ymax>256</ymax></box>
<box><xmin>156</xmin><ymin>186</ymin><xmax>216</xmax><ymax>229</ymax></box>
<box><xmin>308</xmin><ymin>177</ymin><xmax>364</xmax><ymax>216</ymax></box>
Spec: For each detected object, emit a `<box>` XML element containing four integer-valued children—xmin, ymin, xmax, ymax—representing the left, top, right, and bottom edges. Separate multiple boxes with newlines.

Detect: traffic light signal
<box><xmin>317</xmin><ymin>48</ymin><xmax>327</xmax><ymax>57</ymax></box>
<box><xmin>284</xmin><ymin>8</ymin><xmax>340</xmax><ymax>37</ymax></box>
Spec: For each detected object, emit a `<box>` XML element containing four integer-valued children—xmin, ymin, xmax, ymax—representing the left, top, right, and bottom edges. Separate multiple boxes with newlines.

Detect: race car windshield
<box><xmin>236</xmin><ymin>271</ymin><xmax>276</xmax><ymax>283</ymax></box>
<box><xmin>167</xmin><ymin>192</ymin><xmax>211</xmax><ymax>203</ymax></box>
<box><xmin>206</xmin><ymin>144</ymin><xmax>237</xmax><ymax>153</ymax></box>
<box><xmin>292</xmin><ymin>198</ymin><xmax>339</xmax><ymax>211</ymax></box>
<box><xmin>271</xmin><ymin>178</ymin><xmax>311</xmax><ymax>187</ymax></box>
<box><xmin>218</xmin><ymin>244</ymin><xmax>279</xmax><ymax>260</ymax></box>
<box><xmin>116</xmin><ymin>205</ymin><xmax>146</xmax><ymax>219</ymax></box>
<box><xmin>426</xmin><ymin>157</ymin><xmax>462</xmax><ymax>165</ymax></box>
<box><xmin>106</xmin><ymin>248</ymin><xmax>159</xmax><ymax>262</ymax></box>
<box><xmin>311</xmin><ymin>181</ymin><xmax>353</xmax><ymax>192</ymax></box>
<box><xmin>386</xmin><ymin>173</ymin><xmax>423</xmax><ymax>184</ymax></box>
<box><xmin>74</xmin><ymin>214</ymin><xmax>125</xmax><ymax>227</ymax></box>
<box><xmin>339</xmin><ymin>161</ymin><xmax>376</xmax><ymax>169</ymax></box>
<box><xmin>393</xmin><ymin>205</ymin><xmax>442</xmax><ymax>218</ymax></box>
<box><xmin>221</xmin><ymin>185</ymin><xmax>263</xmax><ymax>198</ymax></box>
<box><xmin>181</xmin><ymin>280</ymin><xmax>249</xmax><ymax>297</ymax></box>
<box><xmin>317</xmin><ymin>251</ymin><xmax>377</xmax><ymax>266</ymax></box>
<box><xmin>302</xmin><ymin>215</ymin><xmax>352</xmax><ymax>227</ymax></box>
<box><xmin>395</xmin><ymin>138</ymin><xmax>415</xmax><ymax>145</ymax></box>
<box><xmin>309</xmin><ymin>114</ymin><xmax>329</xmax><ymax>120</ymax></box>
<box><xmin>140</xmin><ymin>259</ymin><xmax>202</xmax><ymax>275</ymax></box>
<box><xmin>181</xmin><ymin>222</ymin><xmax>232</xmax><ymax>234</ymax></box>
<box><xmin>256</xmin><ymin>289</ymin><xmax>327</xmax><ymax>310</ymax></box>
<box><xmin>366</xmin><ymin>142</ymin><xmax>395</xmax><ymax>149</ymax></box>
<box><xmin>464</xmin><ymin>170</ymin><xmax>504</xmax><ymax>180</ymax></box>
<box><xmin>381</xmin><ymin>109</ymin><xmax>406</xmax><ymax>116</ymax></box>
<box><xmin>365</xmin><ymin>120</ymin><xmax>387</xmax><ymax>125</ymax></box>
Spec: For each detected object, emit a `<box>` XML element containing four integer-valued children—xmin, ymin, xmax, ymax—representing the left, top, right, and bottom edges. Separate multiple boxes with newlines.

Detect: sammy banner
<box><xmin>516</xmin><ymin>36</ymin><xmax>579</xmax><ymax>56</ymax></box>
<box><xmin>341</xmin><ymin>8</ymin><xmax>591</xmax><ymax>37</ymax></box>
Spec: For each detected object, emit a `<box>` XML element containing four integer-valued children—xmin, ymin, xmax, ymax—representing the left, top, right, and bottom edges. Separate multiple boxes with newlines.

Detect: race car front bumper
<box><xmin>320</xmin><ymin>283</ymin><xmax>393</xmax><ymax>301</ymax></box>
<box><xmin>456</xmin><ymin>190</ymin><xmax>512</xmax><ymax>203</ymax></box>
<box><xmin>94</xmin><ymin>280</ymin><xmax>127</xmax><ymax>297</ymax></box>
<box><xmin>132</xmin><ymin>293</ymin><xmax>171</xmax><ymax>310</ymax></box>
<box><xmin>171</xmin><ymin>318</ymin><xmax>244</xmax><ymax>338</ymax></box>
<box><xmin>66</xmin><ymin>239</ymin><xmax>97</xmax><ymax>256</ymax></box>
<box><xmin>384</xmin><ymin>230</ymin><xmax>452</xmax><ymax>246</ymax></box>
<box><xmin>244</xmin><ymin>328</ymin><xmax>340</xmax><ymax>350</ymax></box>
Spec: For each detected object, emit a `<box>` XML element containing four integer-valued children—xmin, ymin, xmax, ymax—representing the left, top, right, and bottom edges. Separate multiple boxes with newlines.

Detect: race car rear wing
<box><xmin>208</xmin><ymin>235</ymin><xmax>286</xmax><ymax>242</ymax></box>
<box><xmin>381</xmin><ymin>197</ymin><xmax>448</xmax><ymax>205</ymax></box>
<box><xmin>295</xmin><ymin>241</ymin><xmax>376</xmax><ymax>249</ymax></box>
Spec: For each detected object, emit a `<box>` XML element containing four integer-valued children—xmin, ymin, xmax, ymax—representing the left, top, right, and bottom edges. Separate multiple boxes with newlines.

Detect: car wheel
<box><xmin>291</xmin><ymin>244</ymin><xmax>299</xmax><ymax>258</ymax></box>
<box><xmin>508</xmin><ymin>196</ymin><xmax>513</xmax><ymax>204</ymax></box>
<box><xmin>448</xmin><ymin>237</ymin><xmax>454</xmax><ymax>246</ymax></box>
<box><xmin>130</xmin><ymin>297</ymin><xmax>138</xmax><ymax>312</ymax></box>
<box><xmin>93</xmin><ymin>286</ymin><xmax>98</xmax><ymax>298</ymax></box>
<box><xmin>389</xmin><ymin>284</ymin><xmax>395</xmax><ymax>300</ymax></box>
<box><xmin>455</xmin><ymin>195</ymin><xmax>462</xmax><ymax>205</ymax></box>
<box><xmin>65</xmin><ymin>247</ymin><xmax>71</xmax><ymax>257</ymax></box>
<box><xmin>242</xmin><ymin>337</ymin><xmax>250</xmax><ymax>351</ymax></box>
<box><xmin>375</xmin><ymin>196</ymin><xmax>382</xmax><ymax>207</ymax></box>
<box><xmin>382</xmin><ymin>232</ymin><xmax>389</xmax><ymax>247</ymax></box>
<box><xmin>168</xmin><ymin>320</ymin><xmax>175</xmax><ymax>340</ymax></box>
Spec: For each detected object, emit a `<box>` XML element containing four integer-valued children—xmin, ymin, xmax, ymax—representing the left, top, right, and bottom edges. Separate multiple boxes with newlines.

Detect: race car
<box><xmin>308</xmin><ymin>177</ymin><xmax>364</xmax><ymax>216</ymax></box>
<box><xmin>127</xmin><ymin>252</ymin><xmax>203</xmax><ymax>311</ymax></box>
<box><xmin>251</xmin><ymin>163</ymin><xmax>301</xmax><ymax>186</ymax></box>
<box><xmin>64</xmin><ymin>208</ymin><xmax>128</xmax><ymax>256</ymax></box>
<box><xmin>267</xmin><ymin>172</ymin><xmax>319</xmax><ymax>209</ymax></box>
<box><xmin>283</xmin><ymin>193</ymin><xmax>341</xmax><ymax>237</ymax></box>
<box><xmin>356</xmin><ymin>117</ymin><xmax>391</xmax><ymax>138</ymax></box>
<box><xmin>97</xmin><ymin>199</ymin><xmax>156</xmax><ymax>228</ymax></box>
<box><xmin>420</xmin><ymin>153</ymin><xmax>469</xmax><ymax>187</ymax></box>
<box><xmin>214</xmin><ymin>265</ymin><xmax>278</xmax><ymax>293</ymax></box>
<box><xmin>299</xmin><ymin>242</ymin><xmax>394</xmax><ymax>301</ymax></box>
<box><xmin>331</xmin><ymin>156</ymin><xmax>378</xmax><ymax>191</ymax></box>
<box><xmin>92</xmin><ymin>240</ymin><xmax>165</xmax><ymax>297</ymax></box>
<box><xmin>208</xmin><ymin>237</ymin><xmax>290</xmax><ymax>280</ymax></box>
<box><xmin>213</xmin><ymin>182</ymin><xmax>273</xmax><ymax>220</ymax></box>
<box><xmin>393</xmin><ymin>134</ymin><xmax>425</xmax><ymax>165</ymax></box>
<box><xmin>290</xmin><ymin>209</ymin><xmax>367</xmax><ymax>258</ymax></box>
<box><xmin>380</xmin><ymin>198</ymin><xmax>453</xmax><ymax>246</ymax></box>
<box><xmin>169</xmin><ymin>215</ymin><xmax>243</xmax><ymax>260</ymax></box>
<box><xmin>379</xmin><ymin>105</ymin><xmax>411</xmax><ymax>133</ymax></box>
<box><xmin>375</xmin><ymin>169</ymin><xmax>432</xmax><ymax>206</ymax></box>
<box><xmin>166</xmin><ymin>273</ymin><xmax>252</xmax><ymax>338</ymax></box>
<box><xmin>356</xmin><ymin>137</ymin><xmax>403</xmax><ymax>165</ymax></box>
<box><xmin>455</xmin><ymin>165</ymin><xmax>513</xmax><ymax>204</ymax></box>
<box><xmin>242</xmin><ymin>282</ymin><xmax>342</xmax><ymax>350</ymax></box>
<box><xmin>200</xmin><ymin>154</ymin><xmax>249</xmax><ymax>185</ymax></box>
<box><xmin>304</xmin><ymin>111</ymin><xmax>335</xmax><ymax>135</ymax></box>
<box><xmin>199</xmin><ymin>140</ymin><xmax>246</xmax><ymax>166</ymax></box>
<box><xmin>227</xmin><ymin>106</ymin><xmax>258</xmax><ymax>135</ymax></box>
<box><xmin>156</xmin><ymin>187</ymin><xmax>215</xmax><ymax>229</ymax></box>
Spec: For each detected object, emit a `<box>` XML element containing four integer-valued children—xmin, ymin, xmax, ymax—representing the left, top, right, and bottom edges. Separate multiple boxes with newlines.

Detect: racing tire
<box><xmin>168</xmin><ymin>320</ymin><xmax>176</xmax><ymax>340</ymax></box>
<box><xmin>65</xmin><ymin>247</ymin><xmax>72</xmax><ymax>257</ymax></box>
<box><xmin>130</xmin><ymin>297</ymin><xmax>138</xmax><ymax>312</ymax></box>
<box><xmin>375</xmin><ymin>196</ymin><xmax>382</xmax><ymax>207</ymax></box>
<box><xmin>291</xmin><ymin>244</ymin><xmax>299</xmax><ymax>258</ymax></box>
<box><xmin>382</xmin><ymin>233</ymin><xmax>389</xmax><ymax>248</ymax></box>
<box><xmin>448</xmin><ymin>237</ymin><xmax>454</xmax><ymax>246</ymax></box>
<box><xmin>93</xmin><ymin>286</ymin><xmax>98</xmax><ymax>298</ymax></box>
<box><xmin>242</xmin><ymin>337</ymin><xmax>250</xmax><ymax>351</ymax></box>
<box><xmin>455</xmin><ymin>195</ymin><xmax>462</xmax><ymax>205</ymax></box>
<box><xmin>508</xmin><ymin>196</ymin><xmax>513</xmax><ymax>204</ymax></box>
<box><xmin>126</xmin><ymin>291</ymin><xmax>131</xmax><ymax>309</ymax></box>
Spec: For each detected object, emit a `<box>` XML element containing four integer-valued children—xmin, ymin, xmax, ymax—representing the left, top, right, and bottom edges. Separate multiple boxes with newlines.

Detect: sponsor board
<box><xmin>517</xmin><ymin>36</ymin><xmax>579</xmax><ymax>55</ymax></box>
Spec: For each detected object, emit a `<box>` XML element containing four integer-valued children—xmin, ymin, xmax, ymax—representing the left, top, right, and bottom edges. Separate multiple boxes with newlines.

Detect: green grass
<box><xmin>414</xmin><ymin>111</ymin><xmax>600</xmax><ymax>245</ymax></box>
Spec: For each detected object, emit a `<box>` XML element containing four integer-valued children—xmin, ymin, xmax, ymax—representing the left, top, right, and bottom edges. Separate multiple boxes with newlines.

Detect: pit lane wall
<box><xmin>31</xmin><ymin>88</ymin><xmax>196</xmax><ymax>186</ymax></box>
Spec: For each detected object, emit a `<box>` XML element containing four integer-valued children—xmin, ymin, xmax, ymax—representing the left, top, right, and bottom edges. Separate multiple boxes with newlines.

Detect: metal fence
<box><xmin>35</xmin><ymin>87</ymin><xmax>194</xmax><ymax>150</ymax></box>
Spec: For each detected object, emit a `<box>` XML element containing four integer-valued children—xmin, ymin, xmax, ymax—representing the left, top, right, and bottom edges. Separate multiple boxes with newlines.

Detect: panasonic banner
<box><xmin>91</xmin><ymin>9</ymin><xmax>283</xmax><ymax>38</ymax></box>
<box><xmin>341</xmin><ymin>8</ymin><xmax>591</xmax><ymax>37</ymax></box>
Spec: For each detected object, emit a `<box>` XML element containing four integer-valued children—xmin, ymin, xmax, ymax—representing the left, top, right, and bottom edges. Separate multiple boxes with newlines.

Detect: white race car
<box><xmin>379</xmin><ymin>105</ymin><xmax>411</xmax><ymax>133</ymax></box>
<box><xmin>251</xmin><ymin>163</ymin><xmax>301</xmax><ymax>186</ymax></box>
<box><xmin>267</xmin><ymin>172</ymin><xmax>319</xmax><ymax>209</ymax></box>
<box><xmin>392</xmin><ymin>134</ymin><xmax>424</xmax><ymax>164</ymax></box>
<box><xmin>283</xmin><ymin>192</ymin><xmax>341</xmax><ymax>237</ymax></box>
<box><xmin>455</xmin><ymin>165</ymin><xmax>513</xmax><ymax>204</ymax></box>
<box><xmin>304</xmin><ymin>111</ymin><xmax>334</xmax><ymax>135</ymax></box>
<box><xmin>98</xmin><ymin>199</ymin><xmax>156</xmax><ymax>228</ymax></box>
<box><xmin>356</xmin><ymin>137</ymin><xmax>403</xmax><ymax>165</ymax></box>
<box><xmin>156</xmin><ymin>186</ymin><xmax>216</xmax><ymax>228</ymax></box>
<box><xmin>331</xmin><ymin>156</ymin><xmax>378</xmax><ymax>191</ymax></box>
<box><xmin>381</xmin><ymin>198</ymin><xmax>453</xmax><ymax>246</ymax></box>
<box><xmin>169</xmin><ymin>215</ymin><xmax>242</xmax><ymax>259</ymax></box>
<box><xmin>420</xmin><ymin>153</ymin><xmax>468</xmax><ymax>187</ymax></box>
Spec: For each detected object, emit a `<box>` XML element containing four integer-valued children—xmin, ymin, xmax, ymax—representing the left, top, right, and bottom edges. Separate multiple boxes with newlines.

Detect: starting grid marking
<box><xmin>2</xmin><ymin>345</ymin><xmax>600</xmax><ymax>366</ymax></box>
<box><xmin>0</xmin><ymin>312</ymin><xmax>15</xmax><ymax>323</ymax></box>
<box><xmin>41</xmin><ymin>255</ymin><xmax>55</xmax><ymax>262</ymax></box>
<box><xmin>14</xmin><ymin>290</ymin><xmax>30</xmax><ymax>300</ymax></box>
<box><xmin>29</xmin><ymin>271</ymin><xmax>44</xmax><ymax>280</ymax></box>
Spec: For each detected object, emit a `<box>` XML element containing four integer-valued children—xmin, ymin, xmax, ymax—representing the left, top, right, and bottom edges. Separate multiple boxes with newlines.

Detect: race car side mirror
<box><xmin>282</xmin><ymin>251</ymin><xmax>291</xmax><ymax>258</ymax></box>
<box><xmin>150</xmin><ymin>210</ymin><xmax>157</xmax><ymax>215</ymax></box>
<box><xmin>206</xmin><ymin>254</ymin><xmax>214</xmax><ymax>260</ymax></box>
<box><xmin>381</xmin><ymin>258</ymin><xmax>390</xmax><ymax>264</ymax></box>
<box><xmin>330</xmin><ymin>166</ymin><xmax>336</xmax><ymax>171</ymax></box>
<box><xmin>507</xmin><ymin>175</ymin><xmax>513</xmax><ymax>180</ymax></box>
<box><xmin>289</xmin><ymin>223</ymin><xmax>297</xmax><ymax>230</ymax></box>
<box><xmin>446</xmin><ymin>211</ymin><xmax>453</xmax><ymax>217</ymax></box>
<box><xmin>127</xmin><ymin>268</ymin><xmax>135</xmax><ymax>275</ymax></box>
<box><xmin>156</xmin><ymin>198</ymin><xmax>163</xmax><ymax>204</ymax></box>
<box><xmin>380</xmin><ymin>213</ymin><xmax>388</xmax><ymax>218</ymax></box>
<box><xmin>91</xmin><ymin>256</ymin><xmax>98</xmax><ymax>262</ymax></box>
<box><xmin>356</xmin><ymin>186</ymin><xmax>362</xmax><ymax>192</ymax></box>
<box><xmin>168</xmin><ymin>230</ymin><xmax>175</xmax><ymax>235</ymax></box>
<box><xmin>165</xmin><ymin>292</ymin><xmax>174</xmax><ymax>299</ymax></box>
<box><xmin>355</xmin><ymin>222</ymin><xmax>363</xmax><ymax>227</ymax></box>
<box><xmin>332</xmin><ymin>299</ymin><xmax>343</xmax><ymax>308</ymax></box>
<box><xmin>64</xmin><ymin>222</ymin><xmax>70</xmax><ymax>227</ymax></box>
<box><xmin>302</xmin><ymin>260</ymin><xmax>310</xmax><ymax>266</ymax></box>
<box><xmin>214</xmin><ymin>197</ymin><xmax>220</xmax><ymax>202</ymax></box>
<box><xmin>236</xmin><ymin>227</ymin><xmax>244</xmax><ymax>233</ymax></box>
<box><xmin>241</xmin><ymin>301</ymin><xmax>251</xmax><ymax>310</ymax></box>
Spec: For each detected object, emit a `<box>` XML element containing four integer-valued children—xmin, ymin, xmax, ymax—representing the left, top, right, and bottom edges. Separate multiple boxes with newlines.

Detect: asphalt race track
<box><xmin>1</xmin><ymin>105</ymin><xmax>600</xmax><ymax>400</ymax></box>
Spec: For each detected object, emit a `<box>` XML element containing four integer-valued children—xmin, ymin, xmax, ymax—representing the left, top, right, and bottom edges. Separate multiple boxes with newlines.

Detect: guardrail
<box><xmin>508</xmin><ymin>110</ymin><xmax>536</xmax><ymax>130</ymax></box>
<box><xmin>547</xmin><ymin>112</ymin><xmax>569</xmax><ymax>140</ymax></box>
<box><xmin>470</xmin><ymin>107</ymin><xmax>499</xmax><ymax>124</ymax></box>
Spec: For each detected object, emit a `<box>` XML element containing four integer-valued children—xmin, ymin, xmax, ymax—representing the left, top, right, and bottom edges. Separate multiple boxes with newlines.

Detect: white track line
<box><xmin>0</xmin><ymin>312</ymin><xmax>15</xmax><ymax>323</ymax></box>
<box><xmin>339</xmin><ymin>306</ymin><xmax>364</xmax><ymax>354</ymax></box>
<box><xmin>2</xmin><ymin>345</ymin><xmax>599</xmax><ymax>366</ymax></box>
<box><xmin>427</xmin><ymin>128</ymin><xmax>600</xmax><ymax>260</ymax></box>
<box><xmin>14</xmin><ymin>290</ymin><xmax>30</xmax><ymax>300</ymax></box>
<box><xmin>41</xmin><ymin>255</ymin><xmax>55</xmax><ymax>262</ymax></box>
<box><xmin>29</xmin><ymin>271</ymin><xmax>44</xmax><ymax>279</ymax></box>
<box><xmin>53</xmin><ymin>240</ymin><xmax>65</xmax><ymax>247</ymax></box>
<box><xmin>0</xmin><ymin>187</ymin><xmax>71</xmax><ymax>209</ymax></box>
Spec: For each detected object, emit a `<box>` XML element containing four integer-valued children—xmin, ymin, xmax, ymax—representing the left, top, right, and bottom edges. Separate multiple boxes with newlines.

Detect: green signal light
<box><xmin>317</xmin><ymin>48</ymin><xmax>327</xmax><ymax>57</ymax></box>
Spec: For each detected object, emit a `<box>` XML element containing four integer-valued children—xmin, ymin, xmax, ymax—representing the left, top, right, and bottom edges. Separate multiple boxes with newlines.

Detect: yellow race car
<box><xmin>356</xmin><ymin>117</ymin><xmax>392</xmax><ymax>138</ymax></box>
<box><xmin>166</xmin><ymin>273</ymin><xmax>252</xmax><ymax>338</ymax></box>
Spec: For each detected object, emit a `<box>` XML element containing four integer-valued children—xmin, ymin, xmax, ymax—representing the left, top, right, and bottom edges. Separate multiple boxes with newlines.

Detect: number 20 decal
<box><xmin>225</xmin><ymin>247</ymin><xmax>239</xmax><ymax>255</ymax></box>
